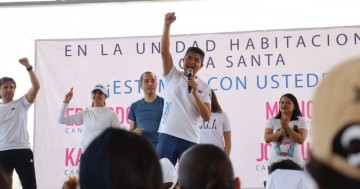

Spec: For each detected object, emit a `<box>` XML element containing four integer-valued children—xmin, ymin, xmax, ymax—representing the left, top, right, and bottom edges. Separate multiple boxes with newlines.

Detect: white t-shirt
<box><xmin>58</xmin><ymin>103</ymin><xmax>123</xmax><ymax>151</ymax></box>
<box><xmin>265</xmin><ymin>169</ymin><xmax>317</xmax><ymax>189</ymax></box>
<box><xmin>158</xmin><ymin>66</ymin><xmax>211</xmax><ymax>143</ymax></box>
<box><xmin>199</xmin><ymin>112</ymin><xmax>231</xmax><ymax>149</ymax></box>
<box><xmin>160</xmin><ymin>158</ymin><xmax>177</xmax><ymax>189</ymax></box>
<box><xmin>0</xmin><ymin>96</ymin><xmax>32</xmax><ymax>151</ymax></box>
<box><xmin>265</xmin><ymin>116</ymin><xmax>307</xmax><ymax>166</ymax></box>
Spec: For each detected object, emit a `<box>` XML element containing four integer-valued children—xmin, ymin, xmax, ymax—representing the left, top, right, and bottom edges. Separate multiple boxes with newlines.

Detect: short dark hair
<box><xmin>80</xmin><ymin>128</ymin><xmax>163</xmax><ymax>189</ymax></box>
<box><xmin>268</xmin><ymin>159</ymin><xmax>303</xmax><ymax>174</ymax></box>
<box><xmin>185</xmin><ymin>47</ymin><xmax>205</xmax><ymax>64</ymax></box>
<box><xmin>178</xmin><ymin>144</ymin><xmax>235</xmax><ymax>189</ymax></box>
<box><xmin>0</xmin><ymin>77</ymin><xmax>16</xmax><ymax>99</ymax></box>
<box><xmin>139</xmin><ymin>71</ymin><xmax>157</xmax><ymax>84</ymax></box>
<box><xmin>0</xmin><ymin>77</ymin><xmax>16</xmax><ymax>88</ymax></box>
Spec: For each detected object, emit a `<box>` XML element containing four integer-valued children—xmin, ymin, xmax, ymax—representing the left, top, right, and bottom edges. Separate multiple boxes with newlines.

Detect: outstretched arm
<box><xmin>58</xmin><ymin>88</ymin><xmax>83</xmax><ymax>125</ymax></box>
<box><xmin>161</xmin><ymin>12</ymin><xmax>176</xmax><ymax>76</ymax></box>
<box><xmin>19</xmin><ymin>57</ymin><xmax>40</xmax><ymax>103</ymax></box>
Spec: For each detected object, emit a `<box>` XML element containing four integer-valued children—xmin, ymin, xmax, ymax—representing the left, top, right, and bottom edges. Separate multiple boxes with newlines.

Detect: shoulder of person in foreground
<box><xmin>307</xmin><ymin>57</ymin><xmax>360</xmax><ymax>189</ymax></box>
<box><xmin>266</xmin><ymin>169</ymin><xmax>317</xmax><ymax>189</ymax></box>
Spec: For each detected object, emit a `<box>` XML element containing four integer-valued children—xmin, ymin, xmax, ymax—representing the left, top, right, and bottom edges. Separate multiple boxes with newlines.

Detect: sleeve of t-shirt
<box><xmin>21</xmin><ymin>95</ymin><xmax>32</xmax><ymax>109</ymax></box>
<box><xmin>298</xmin><ymin>117</ymin><xmax>307</xmax><ymax>129</ymax></box>
<box><xmin>57</xmin><ymin>103</ymin><xmax>84</xmax><ymax>125</ymax></box>
<box><xmin>201</xmin><ymin>87</ymin><xmax>212</xmax><ymax>104</ymax></box>
<box><xmin>110</xmin><ymin>111</ymin><xmax>121</xmax><ymax>128</ymax></box>
<box><xmin>164</xmin><ymin>66</ymin><xmax>178</xmax><ymax>82</ymax></box>
<box><xmin>128</xmin><ymin>103</ymin><xmax>136</xmax><ymax>121</ymax></box>
<box><xmin>265</xmin><ymin>117</ymin><xmax>275</xmax><ymax>129</ymax></box>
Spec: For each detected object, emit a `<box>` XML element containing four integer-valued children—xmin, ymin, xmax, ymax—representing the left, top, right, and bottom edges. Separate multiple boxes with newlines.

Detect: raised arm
<box><xmin>58</xmin><ymin>88</ymin><xmax>83</xmax><ymax>125</ymax></box>
<box><xmin>63</xmin><ymin>87</ymin><xmax>73</xmax><ymax>104</ymax></box>
<box><xmin>161</xmin><ymin>12</ymin><xmax>176</xmax><ymax>76</ymax></box>
<box><xmin>19</xmin><ymin>57</ymin><xmax>40</xmax><ymax>103</ymax></box>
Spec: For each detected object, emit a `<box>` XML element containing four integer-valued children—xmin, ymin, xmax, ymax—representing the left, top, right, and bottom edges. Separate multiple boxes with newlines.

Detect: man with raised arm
<box><xmin>157</xmin><ymin>12</ymin><xmax>212</xmax><ymax>166</ymax></box>
<box><xmin>0</xmin><ymin>57</ymin><xmax>40</xmax><ymax>189</ymax></box>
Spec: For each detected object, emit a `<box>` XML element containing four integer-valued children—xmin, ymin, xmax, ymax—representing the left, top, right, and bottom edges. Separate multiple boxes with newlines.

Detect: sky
<box><xmin>0</xmin><ymin>0</ymin><xmax>358</xmax><ymax>162</ymax></box>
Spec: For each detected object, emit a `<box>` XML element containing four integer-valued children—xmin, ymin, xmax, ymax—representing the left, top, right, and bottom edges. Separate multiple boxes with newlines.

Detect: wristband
<box><xmin>27</xmin><ymin>66</ymin><xmax>33</xmax><ymax>71</ymax></box>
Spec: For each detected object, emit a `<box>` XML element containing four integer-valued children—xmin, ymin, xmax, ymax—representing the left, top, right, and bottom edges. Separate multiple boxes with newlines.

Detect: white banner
<box><xmin>34</xmin><ymin>26</ymin><xmax>360</xmax><ymax>188</ymax></box>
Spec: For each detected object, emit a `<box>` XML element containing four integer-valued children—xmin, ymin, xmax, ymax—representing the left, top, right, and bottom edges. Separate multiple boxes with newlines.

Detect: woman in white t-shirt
<box><xmin>200</xmin><ymin>90</ymin><xmax>231</xmax><ymax>156</ymax></box>
<box><xmin>264</xmin><ymin>93</ymin><xmax>308</xmax><ymax>167</ymax></box>
<box><xmin>58</xmin><ymin>84</ymin><xmax>122</xmax><ymax>152</ymax></box>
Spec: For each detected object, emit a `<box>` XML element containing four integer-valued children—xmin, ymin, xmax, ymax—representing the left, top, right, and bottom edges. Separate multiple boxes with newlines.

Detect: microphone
<box><xmin>187</xmin><ymin>68</ymin><xmax>193</xmax><ymax>93</ymax></box>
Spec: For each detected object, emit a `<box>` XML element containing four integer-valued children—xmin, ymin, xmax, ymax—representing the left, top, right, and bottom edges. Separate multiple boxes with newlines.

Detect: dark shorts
<box><xmin>0</xmin><ymin>149</ymin><xmax>37</xmax><ymax>189</ymax></box>
<box><xmin>156</xmin><ymin>133</ymin><xmax>196</xmax><ymax>166</ymax></box>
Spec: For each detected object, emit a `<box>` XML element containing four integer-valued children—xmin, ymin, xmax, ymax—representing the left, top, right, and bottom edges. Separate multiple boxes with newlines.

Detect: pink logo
<box><xmin>265</xmin><ymin>100</ymin><xmax>313</xmax><ymax>120</ymax></box>
<box><xmin>65</xmin><ymin>148</ymin><xmax>82</xmax><ymax>166</ymax></box>
<box><xmin>65</xmin><ymin>108</ymin><xmax>84</xmax><ymax>126</ymax></box>
<box><xmin>256</xmin><ymin>142</ymin><xmax>311</xmax><ymax>162</ymax></box>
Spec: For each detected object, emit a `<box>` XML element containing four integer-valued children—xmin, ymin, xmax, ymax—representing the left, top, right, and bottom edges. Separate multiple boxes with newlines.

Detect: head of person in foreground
<box><xmin>80</xmin><ymin>127</ymin><xmax>163</xmax><ymax>189</ymax></box>
<box><xmin>306</xmin><ymin>57</ymin><xmax>360</xmax><ymax>189</ymax></box>
<box><xmin>177</xmin><ymin>144</ymin><xmax>240</xmax><ymax>189</ymax></box>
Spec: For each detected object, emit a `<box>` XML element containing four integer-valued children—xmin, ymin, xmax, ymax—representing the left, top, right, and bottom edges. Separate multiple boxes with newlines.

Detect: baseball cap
<box><xmin>311</xmin><ymin>57</ymin><xmax>360</xmax><ymax>179</ymax></box>
<box><xmin>92</xmin><ymin>84</ymin><xmax>107</xmax><ymax>96</ymax></box>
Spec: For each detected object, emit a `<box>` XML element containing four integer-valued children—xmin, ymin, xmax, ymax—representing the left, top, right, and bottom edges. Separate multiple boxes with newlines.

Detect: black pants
<box><xmin>0</xmin><ymin>149</ymin><xmax>37</xmax><ymax>189</ymax></box>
